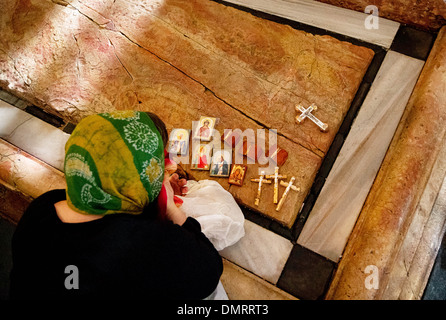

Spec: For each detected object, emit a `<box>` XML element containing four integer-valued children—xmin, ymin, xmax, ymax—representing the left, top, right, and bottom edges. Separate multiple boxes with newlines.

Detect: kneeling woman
<box><xmin>10</xmin><ymin>111</ymin><xmax>222</xmax><ymax>300</ymax></box>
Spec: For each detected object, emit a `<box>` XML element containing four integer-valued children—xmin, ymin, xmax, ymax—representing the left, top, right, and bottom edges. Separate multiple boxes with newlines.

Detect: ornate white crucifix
<box><xmin>295</xmin><ymin>104</ymin><xmax>328</xmax><ymax>132</ymax></box>
<box><xmin>276</xmin><ymin>176</ymin><xmax>300</xmax><ymax>211</ymax></box>
<box><xmin>266</xmin><ymin>167</ymin><xmax>287</xmax><ymax>204</ymax></box>
<box><xmin>250</xmin><ymin>171</ymin><xmax>271</xmax><ymax>206</ymax></box>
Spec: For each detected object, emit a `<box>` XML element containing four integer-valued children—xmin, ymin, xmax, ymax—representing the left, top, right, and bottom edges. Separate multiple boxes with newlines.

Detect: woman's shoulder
<box><xmin>16</xmin><ymin>189</ymin><xmax>66</xmax><ymax>225</ymax></box>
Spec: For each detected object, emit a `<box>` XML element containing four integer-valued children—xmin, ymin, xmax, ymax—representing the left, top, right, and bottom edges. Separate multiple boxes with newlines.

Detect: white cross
<box><xmin>295</xmin><ymin>104</ymin><xmax>328</xmax><ymax>132</ymax></box>
<box><xmin>265</xmin><ymin>167</ymin><xmax>287</xmax><ymax>204</ymax></box>
<box><xmin>276</xmin><ymin>177</ymin><xmax>300</xmax><ymax>211</ymax></box>
<box><xmin>250</xmin><ymin>171</ymin><xmax>271</xmax><ymax>206</ymax></box>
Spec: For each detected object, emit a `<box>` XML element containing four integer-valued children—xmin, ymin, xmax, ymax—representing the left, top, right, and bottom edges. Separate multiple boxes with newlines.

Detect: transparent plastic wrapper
<box><xmin>177</xmin><ymin>179</ymin><xmax>245</xmax><ymax>300</ymax></box>
<box><xmin>177</xmin><ymin>179</ymin><xmax>245</xmax><ymax>251</ymax></box>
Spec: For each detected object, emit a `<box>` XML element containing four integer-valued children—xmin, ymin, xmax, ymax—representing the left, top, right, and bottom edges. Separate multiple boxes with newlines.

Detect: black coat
<box><xmin>10</xmin><ymin>189</ymin><xmax>222</xmax><ymax>300</ymax></box>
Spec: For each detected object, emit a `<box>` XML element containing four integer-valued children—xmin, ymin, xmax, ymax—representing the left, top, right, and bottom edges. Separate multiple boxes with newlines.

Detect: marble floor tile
<box><xmin>221</xmin><ymin>259</ymin><xmax>297</xmax><ymax>300</ymax></box>
<box><xmin>277</xmin><ymin>245</ymin><xmax>335</xmax><ymax>300</ymax></box>
<box><xmin>221</xmin><ymin>0</ymin><xmax>400</xmax><ymax>47</ymax></box>
<box><xmin>0</xmin><ymin>101</ymin><xmax>69</xmax><ymax>171</ymax></box>
<box><xmin>219</xmin><ymin>220</ymin><xmax>293</xmax><ymax>284</ymax></box>
<box><xmin>390</xmin><ymin>26</ymin><xmax>436</xmax><ymax>60</ymax></box>
<box><xmin>297</xmin><ymin>51</ymin><xmax>425</xmax><ymax>262</ymax></box>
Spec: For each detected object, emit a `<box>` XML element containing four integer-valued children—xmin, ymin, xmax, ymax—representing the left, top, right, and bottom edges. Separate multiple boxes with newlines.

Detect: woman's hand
<box><xmin>169</xmin><ymin>173</ymin><xmax>188</xmax><ymax>196</ymax></box>
<box><xmin>162</xmin><ymin>173</ymin><xmax>187</xmax><ymax>225</ymax></box>
<box><xmin>165</xmin><ymin>157</ymin><xmax>188</xmax><ymax>196</ymax></box>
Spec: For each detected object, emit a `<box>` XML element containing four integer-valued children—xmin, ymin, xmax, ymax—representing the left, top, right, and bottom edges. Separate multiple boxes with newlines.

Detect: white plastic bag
<box><xmin>177</xmin><ymin>179</ymin><xmax>245</xmax><ymax>251</ymax></box>
<box><xmin>178</xmin><ymin>180</ymin><xmax>244</xmax><ymax>300</ymax></box>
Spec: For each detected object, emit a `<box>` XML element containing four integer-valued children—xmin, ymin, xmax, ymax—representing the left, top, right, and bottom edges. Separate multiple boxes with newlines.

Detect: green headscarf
<box><xmin>64</xmin><ymin>110</ymin><xmax>165</xmax><ymax>215</ymax></box>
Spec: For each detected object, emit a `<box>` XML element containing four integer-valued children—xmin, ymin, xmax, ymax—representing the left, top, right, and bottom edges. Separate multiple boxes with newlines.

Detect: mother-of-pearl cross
<box><xmin>295</xmin><ymin>104</ymin><xmax>328</xmax><ymax>132</ymax></box>
<box><xmin>266</xmin><ymin>167</ymin><xmax>287</xmax><ymax>204</ymax></box>
<box><xmin>250</xmin><ymin>171</ymin><xmax>271</xmax><ymax>206</ymax></box>
<box><xmin>276</xmin><ymin>177</ymin><xmax>300</xmax><ymax>211</ymax></box>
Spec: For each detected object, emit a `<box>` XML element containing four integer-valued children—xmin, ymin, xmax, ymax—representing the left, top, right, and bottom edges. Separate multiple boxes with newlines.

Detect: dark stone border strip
<box><xmin>277</xmin><ymin>244</ymin><xmax>336</xmax><ymax>300</ymax></box>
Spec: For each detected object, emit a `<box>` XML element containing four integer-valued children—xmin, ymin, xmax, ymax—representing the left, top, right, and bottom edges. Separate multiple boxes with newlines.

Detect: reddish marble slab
<box><xmin>0</xmin><ymin>0</ymin><xmax>373</xmax><ymax>226</ymax></box>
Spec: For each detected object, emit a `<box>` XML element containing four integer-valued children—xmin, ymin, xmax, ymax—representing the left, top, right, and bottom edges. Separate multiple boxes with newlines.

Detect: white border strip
<box><xmin>297</xmin><ymin>51</ymin><xmax>424</xmax><ymax>262</ymax></box>
<box><xmin>222</xmin><ymin>0</ymin><xmax>400</xmax><ymax>48</ymax></box>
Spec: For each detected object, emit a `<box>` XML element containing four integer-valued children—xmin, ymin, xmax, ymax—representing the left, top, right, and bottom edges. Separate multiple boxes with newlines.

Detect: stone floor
<box><xmin>0</xmin><ymin>0</ymin><xmax>445</xmax><ymax>300</ymax></box>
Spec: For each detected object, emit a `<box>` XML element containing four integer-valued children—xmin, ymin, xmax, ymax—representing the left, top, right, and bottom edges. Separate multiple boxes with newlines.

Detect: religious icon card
<box><xmin>190</xmin><ymin>143</ymin><xmax>213</xmax><ymax>171</ymax></box>
<box><xmin>228</xmin><ymin>164</ymin><xmax>247</xmax><ymax>186</ymax></box>
<box><xmin>210</xmin><ymin>150</ymin><xmax>232</xmax><ymax>177</ymax></box>
<box><xmin>193</xmin><ymin>116</ymin><xmax>217</xmax><ymax>142</ymax></box>
<box><xmin>167</xmin><ymin>128</ymin><xmax>191</xmax><ymax>155</ymax></box>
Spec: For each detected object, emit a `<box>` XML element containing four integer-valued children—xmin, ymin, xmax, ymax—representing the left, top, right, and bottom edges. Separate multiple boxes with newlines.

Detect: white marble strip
<box><xmin>222</xmin><ymin>0</ymin><xmax>400</xmax><ymax>48</ymax></box>
<box><xmin>297</xmin><ymin>51</ymin><xmax>425</xmax><ymax>262</ymax></box>
<box><xmin>220</xmin><ymin>220</ymin><xmax>293</xmax><ymax>284</ymax></box>
<box><xmin>0</xmin><ymin>101</ymin><xmax>69</xmax><ymax>171</ymax></box>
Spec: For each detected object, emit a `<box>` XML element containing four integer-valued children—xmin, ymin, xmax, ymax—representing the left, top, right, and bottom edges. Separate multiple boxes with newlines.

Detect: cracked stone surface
<box><xmin>0</xmin><ymin>0</ymin><xmax>373</xmax><ymax>226</ymax></box>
